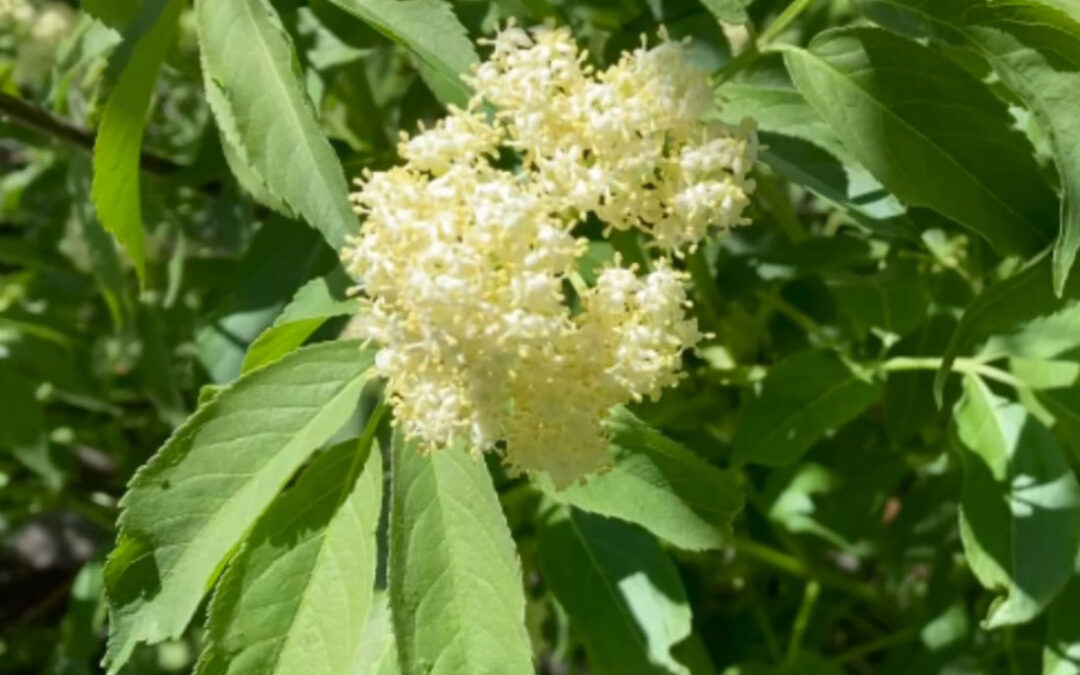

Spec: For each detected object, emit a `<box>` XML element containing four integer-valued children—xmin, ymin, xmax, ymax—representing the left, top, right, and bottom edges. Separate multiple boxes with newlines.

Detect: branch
<box><xmin>0</xmin><ymin>92</ymin><xmax>184</xmax><ymax>176</ymax></box>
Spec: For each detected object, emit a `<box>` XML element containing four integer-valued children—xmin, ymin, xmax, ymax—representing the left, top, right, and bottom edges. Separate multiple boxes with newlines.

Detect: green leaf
<box><xmin>388</xmin><ymin>431</ymin><xmax>532</xmax><ymax>675</ymax></box>
<box><xmin>700</xmin><ymin>0</ymin><xmax>752</xmax><ymax>24</ymax></box>
<box><xmin>855</xmin><ymin>0</ymin><xmax>1080</xmax><ymax>293</ymax></box>
<box><xmin>195</xmin><ymin>0</ymin><xmax>358</xmax><ymax>249</ymax></box>
<box><xmin>0</xmin><ymin>358</ymin><xmax>60</xmax><ymax>489</ymax></box>
<box><xmin>81</xmin><ymin>0</ymin><xmax>141</xmax><ymax>28</ymax></box>
<box><xmin>935</xmin><ymin>252</ymin><xmax>1080</xmax><ymax>402</ymax></box>
<box><xmin>195</xmin><ymin>434</ymin><xmax>384</xmax><ymax>675</ymax></box>
<box><xmin>827</xmin><ymin>265</ymin><xmax>928</xmax><ymax>337</ymax></box>
<box><xmin>242</xmin><ymin>268</ymin><xmax>361</xmax><ymax>373</ymax></box>
<box><xmin>104</xmin><ymin>340</ymin><xmax>376</xmax><ymax>672</ymax></box>
<box><xmin>540</xmin><ymin>408</ymin><xmax>743</xmax><ymax>551</ymax></box>
<box><xmin>537</xmin><ymin>508</ymin><xmax>695</xmax><ymax>675</ymax></box>
<box><xmin>91</xmin><ymin>0</ymin><xmax>185</xmax><ymax>284</ymax></box>
<box><xmin>782</xmin><ymin>27</ymin><xmax>1057</xmax><ymax>256</ymax></box>
<box><xmin>885</xmin><ymin>315</ymin><xmax>955</xmax><ymax>444</ymax></box>
<box><xmin>323</xmin><ymin>0</ymin><xmax>477</xmax><ymax>107</ymax></box>
<box><xmin>954</xmin><ymin>374</ymin><xmax>1080</xmax><ymax>628</ymax></box>
<box><xmin>196</xmin><ymin>217</ymin><xmax>335</xmax><ymax>383</ymax></box>
<box><xmin>1010</xmin><ymin>359</ymin><xmax>1080</xmax><ymax>452</ymax></box>
<box><xmin>1045</xmin><ymin>578</ymin><xmax>1080</xmax><ymax>675</ymax></box>
<box><xmin>716</xmin><ymin>56</ymin><xmax>916</xmax><ymax>238</ymax></box>
<box><xmin>733</xmin><ymin>349</ymin><xmax>880</xmax><ymax>467</ymax></box>
<box><xmin>69</xmin><ymin>156</ymin><xmax>129</xmax><ymax>330</ymax></box>
<box><xmin>352</xmin><ymin>594</ymin><xmax>401</xmax><ymax>675</ymax></box>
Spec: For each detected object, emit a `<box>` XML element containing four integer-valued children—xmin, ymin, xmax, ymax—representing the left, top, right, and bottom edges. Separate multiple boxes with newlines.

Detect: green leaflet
<box><xmin>538</xmin><ymin>508</ymin><xmax>695</xmax><ymax>675</ymax></box>
<box><xmin>954</xmin><ymin>375</ymin><xmax>1080</xmax><ymax>628</ymax></box>
<box><xmin>195</xmin><ymin>217</ymin><xmax>336</xmax><ymax>383</ymax></box>
<box><xmin>540</xmin><ymin>408</ymin><xmax>743</xmax><ymax>551</ymax></box>
<box><xmin>242</xmin><ymin>268</ymin><xmax>361</xmax><ymax>373</ymax></box>
<box><xmin>934</xmin><ymin>252</ymin><xmax>1080</xmax><ymax>402</ymax></box>
<box><xmin>195</xmin><ymin>0</ymin><xmax>357</xmax><ymax>249</ymax></box>
<box><xmin>195</xmin><ymin>435</ymin><xmax>384</xmax><ymax>675</ymax></box>
<box><xmin>104</xmin><ymin>341</ymin><xmax>376</xmax><ymax>672</ymax></box>
<box><xmin>856</xmin><ymin>0</ymin><xmax>1080</xmax><ymax>294</ymax></box>
<box><xmin>389</xmin><ymin>431</ymin><xmax>532</xmax><ymax>675</ymax></box>
<box><xmin>782</xmin><ymin>27</ymin><xmax>1058</xmax><ymax>257</ymax></box>
<box><xmin>323</xmin><ymin>0</ymin><xmax>477</xmax><ymax>107</ymax></box>
<box><xmin>733</xmin><ymin>349</ymin><xmax>880</xmax><ymax>467</ymax></box>
<box><xmin>716</xmin><ymin>55</ymin><xmax>917</xmax><ymax>240</ymax></box>
<box><xmin>90</xmin><ymin>0</ymin><xmax>185</xmax><ymax>284</ymax></box>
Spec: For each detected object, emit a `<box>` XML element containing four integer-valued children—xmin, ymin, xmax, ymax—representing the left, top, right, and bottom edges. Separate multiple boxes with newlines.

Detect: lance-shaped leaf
<box><xmin>855</xmin><ymin>0</ymin><xmax>1080</xmax><ymax>294</ymax></box>
<box><xmin>540</xmin><ymin>408</ymin><xmax>743</xmax><ymax>551</ymax></box>
<box><xmin>242</xmin><ymin>268</ymin><xmax>361</xmax><ymax>373</ymax></box>
<box><xmin>783</xmin><ymin>27</ymin><xmax>1057</xmax><ymax>257</ymax></box>
<box><xmin>91</xmin><ymin>0</ymin><xmax>185</xmax><ymax>283</ymax></box>
<box><xmin>195</xmin><ymin>0</ymin><xmax>357</xmax><ymax>249</ymax></box>
<box><xmin>954</xmin><ymin>374</ymin><xmax>1080</xmax><ymax>628</ymax></box>
<box><xmin>733</xmin><ymin>349</ymin><xmax>880</xmax><ymax>467</ymax></box>
<box><xmin>716</xmin><ymin>55</ymin><xmax>916</xmax><ymax>240</ymax></box>
<box><xmin>104</xmin><ymin>341</ymin><xmax>376</xmax><ymax>672</ymax></box>
<box><xmin>538</xmin><ymin>507</ymin><xmax>695</xmax><ymax>675</ymax></box>
<box><xmin>323</xmin><ymin>0</ymin><xmax>477</xmax><ymax>107</ymax></box>
<box><xmin>389</xmin><ymin>432</ymin><xmax>533</xmax><ymax>675</ymax></box>
<box><xmin>195</xmin><ymin>434</ymin><xmax>384</xmax><ymax>675</ymax></box>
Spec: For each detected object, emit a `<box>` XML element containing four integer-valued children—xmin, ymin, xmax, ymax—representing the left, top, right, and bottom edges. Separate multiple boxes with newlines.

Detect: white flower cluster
<box><xmin>0</xmin><ymin>0</ymin><xmax>34</xmax><ymax>26</ymax></box>
<box><xmin>343</xmin><ymin>24</ymin><xmax>756</xmax><ymax>485</ymax></box>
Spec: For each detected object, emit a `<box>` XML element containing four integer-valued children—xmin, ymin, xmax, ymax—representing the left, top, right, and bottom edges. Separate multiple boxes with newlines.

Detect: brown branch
<box><xmin>0</xmin><ymin>91</ymin><xmax>184</xmax><ymax>176</ymax></box>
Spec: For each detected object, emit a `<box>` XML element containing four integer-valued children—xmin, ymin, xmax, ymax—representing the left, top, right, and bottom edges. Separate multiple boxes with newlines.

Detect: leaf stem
<box><xmin>830</xmin><ymin>627</ymin><xmax>918</xmax><ymax>666</ymax></box>
<box><xmin>879</xmin><ymin>356</ymin><xmax>1027</xmax><ymax>390</ymax></box>
<box><xmin>786</xmin><ymin>579</ymin><xmax>820</xmax><ymax>665</ymax></box>
<box><xmin>759</xmin><ymin>0</ymin><xmax>819</xmax><ymax>47</ymax></box>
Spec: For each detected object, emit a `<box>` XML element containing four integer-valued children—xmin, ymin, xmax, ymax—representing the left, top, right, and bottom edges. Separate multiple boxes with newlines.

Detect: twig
<box><xmin>0</xmin><ymin>92</ymin><xmax>184</xmax><ymax>176</ymax></box>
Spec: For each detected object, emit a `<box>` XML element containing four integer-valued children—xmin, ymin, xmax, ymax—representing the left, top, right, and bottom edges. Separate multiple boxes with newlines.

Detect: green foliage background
<box><xmin>2</xmin><ymin>0</ymin><xmax>1080</xmax><ymax>673</ymax></box>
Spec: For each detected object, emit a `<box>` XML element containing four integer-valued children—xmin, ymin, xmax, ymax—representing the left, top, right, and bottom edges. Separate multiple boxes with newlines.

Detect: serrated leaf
<box><xmin>540</xmin><ymin>408</ymin><xmax>743</xmax><ymax>551</ymax></box>
<box><xmin>195</xmin><ymin>0</ymin><xmax>357</xmax><ymax>249</ymax></box>
<box><xmin>195</xmin><ymin>434</ymin><xmax>383</xmax><ymax>675</ymax></box>
<box><xmin>104</xmin><ymin>340</ymin><xmax>376</xmax><ymax>672</ymax></box>
<box><xmin>196</xmin><ymin>217</ymin><xmax>335</xmax><ymax>383</ymax></box>
<box><xmin>733</xmin><ymin>349</ymin><xmax>880</xmax><ymax>467</ymax></box>
<box><xmin>855</xmin><ymin>0</ymin><xmax>1080</xmax><ymax>294</ymax></box>
<box><xmin>716</xmin><ymin>55</ymin><xmax>915</xmax><ymax>239</ymax></box>
<box><xmin>537</xmin><ymin>507</ymin><xmax>694</xmax><ymax>675</ymax></box>
<box><xmin>388</xmin><ymin>431</ymin><xmax>532</xmax><ymax>675</ymax></box>
<box><xmin>323</xmin><ymin>0</ymin><xmax>477</xmax><ymax>107</ymax></box>
<box><xmin>242</xmin><ymin>268</ymin><xmax>361</xmax><ymax>373</ymax></box>
<box><xmin>782</xmin><ymin>27</ymin><xmax>1057</xmax><ymax>256</ymax></box>
<box><xmin>91</xmin><ymin>0</ymin><xmax>185</xmax><ymax>284</ymax></box>
<box><xmin>352</xmin><ymin>593</ymin><xmax>401</xmax><ymax>675</ymax></box>
<box><xmin>954</xmin><ymin>374</ymin><xmax>1080</xmax><ymax>628</ymax></box>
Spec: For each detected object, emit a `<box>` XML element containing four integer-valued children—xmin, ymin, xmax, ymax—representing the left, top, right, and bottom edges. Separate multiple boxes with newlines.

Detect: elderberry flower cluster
<box><xmin>342</xmin><ymin>24</ymin><xmax>757</xmax><ymax>485</ymax></box>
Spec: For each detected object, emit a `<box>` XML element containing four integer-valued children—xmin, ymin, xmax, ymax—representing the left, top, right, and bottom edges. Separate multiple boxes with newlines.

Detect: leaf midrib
<box><xmin>233</xmin><ymin>0</ymin><xmax>348</xmax><ymax>244</ymax></box>
<box><xmin>792</xmin><ymin>35</ymin><xmax>1048</xmax><ymax>246</ymax></box>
